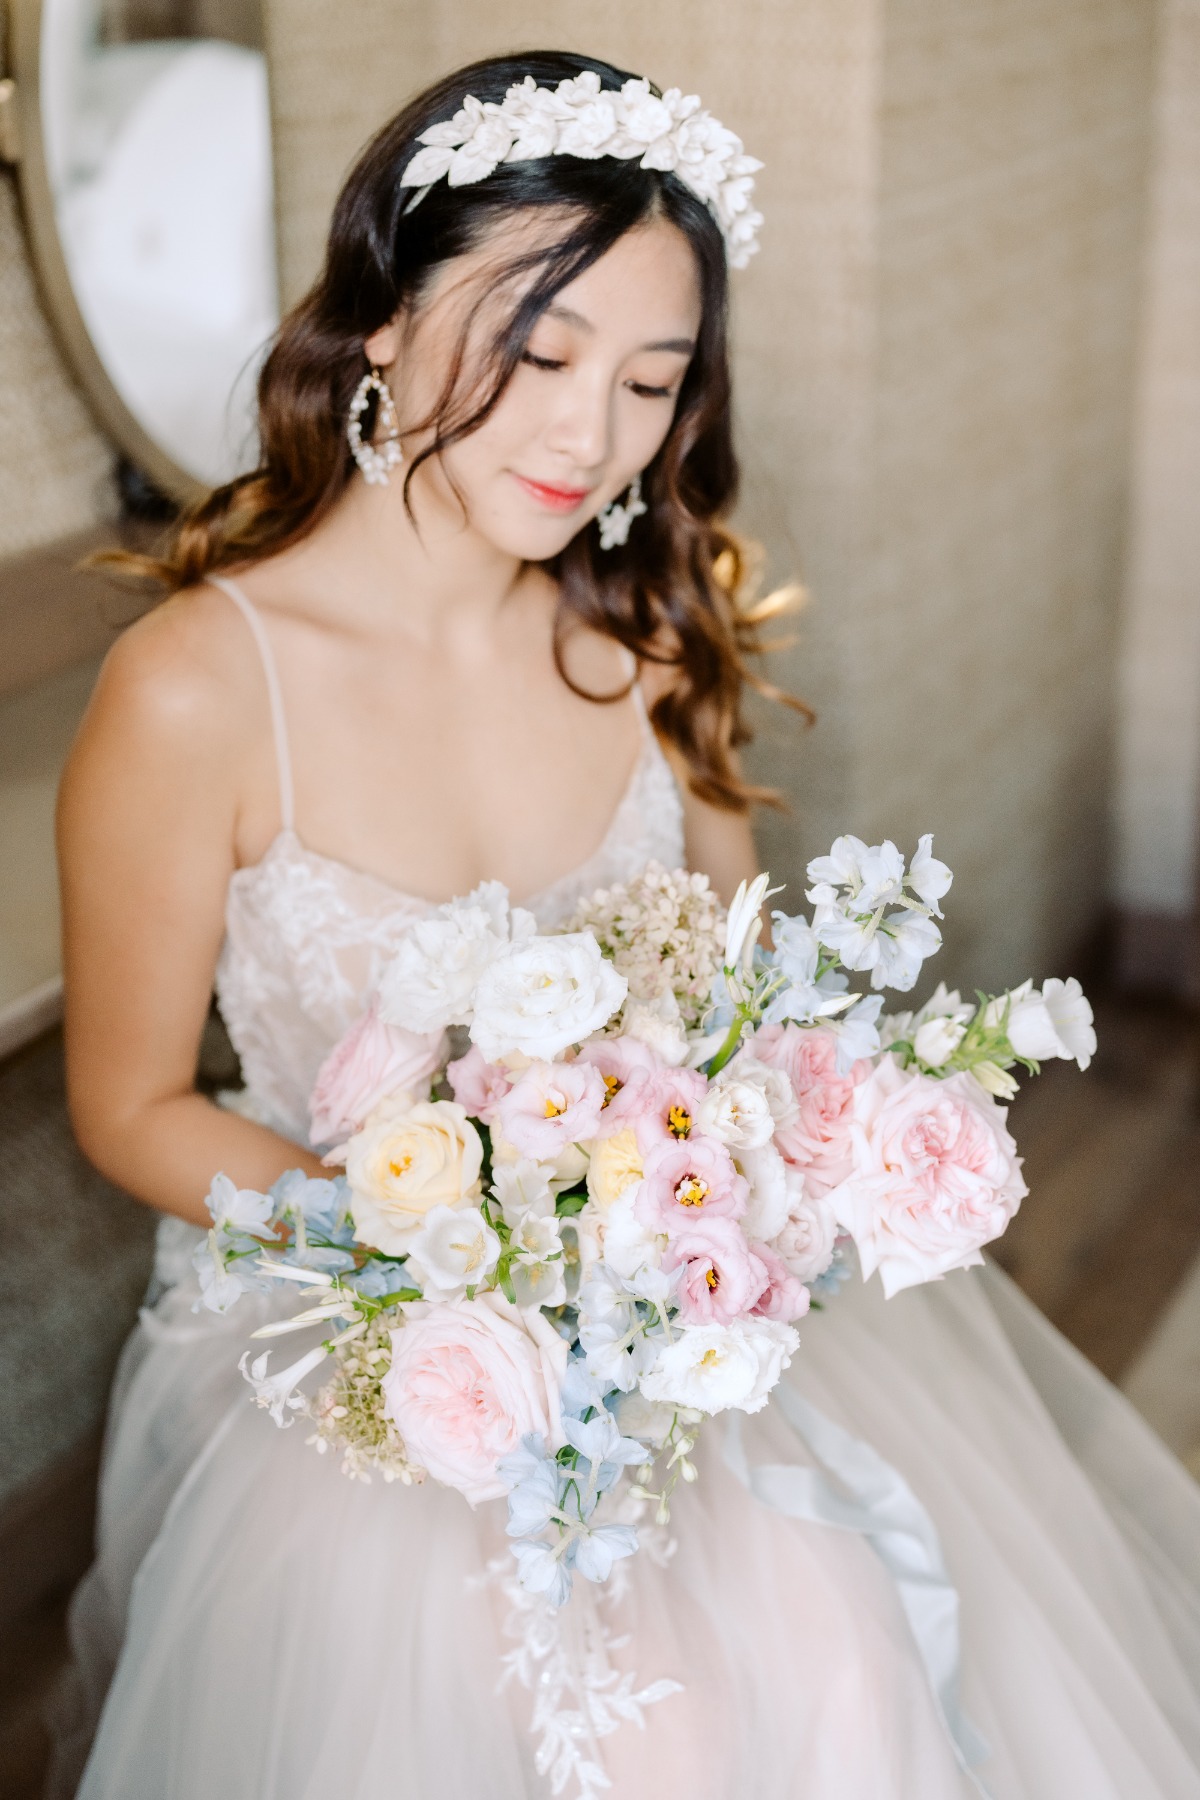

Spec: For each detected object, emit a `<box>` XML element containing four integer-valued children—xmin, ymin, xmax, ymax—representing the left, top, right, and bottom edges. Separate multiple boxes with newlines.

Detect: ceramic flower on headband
<box><xmin>399</xmin><ymin>71</ymin><xmax>764</xmax><ymax>268</ymax></box>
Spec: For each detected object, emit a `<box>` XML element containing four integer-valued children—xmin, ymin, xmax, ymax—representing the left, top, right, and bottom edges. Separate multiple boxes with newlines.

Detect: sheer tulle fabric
<box><xmin>56</xmin><ymin>1257</ymin><xmax>1200</xmax><ymax>1799</ymax></box>
<box><xmin>50</xmin><ymin>597</ymin><xmax>1200</xmax><ymax>1796</ymax></box>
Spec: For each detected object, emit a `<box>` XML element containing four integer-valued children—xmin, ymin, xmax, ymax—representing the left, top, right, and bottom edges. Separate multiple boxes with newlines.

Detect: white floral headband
<box><xmin>399</xmin><ymin>70</ymin><xmax>763</xmax><ymax>269</ymax></box>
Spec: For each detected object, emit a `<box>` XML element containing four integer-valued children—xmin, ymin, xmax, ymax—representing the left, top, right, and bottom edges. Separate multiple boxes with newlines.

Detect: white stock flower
<box><xmin>378</xmin><ymin>881</ymin><xmax>530</xmax><ymax>1033</ymax></box>
<box><xmin>641</xmin><ymin>1317</ymin><xmax>798</xmax><ymax>1416</ymax></box>
<box><xmin>908</xmin><ymin>834</ymin><xmax>953</xmax><ymax>916</ymax></box>
<box><xmin>1041</xmin><ymin>978</ymin><xmax>1096</xmax><ymax>1070</ymax></box>
<box><xmin>470</xmin><ymin>932</ymin><xmax>627</xmax><ymax>1062</ymax></box>
<box><xmin>404</xmin><ymin>1203</ymin><xmax>501</xmax><ymax>1300</ymax></box>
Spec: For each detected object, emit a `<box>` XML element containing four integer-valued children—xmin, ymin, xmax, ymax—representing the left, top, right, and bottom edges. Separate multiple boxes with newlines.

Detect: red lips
<box><xmin>513</xmin><ymin>474</ymin><xmax>593</xmax><ymax>512</ymax></box>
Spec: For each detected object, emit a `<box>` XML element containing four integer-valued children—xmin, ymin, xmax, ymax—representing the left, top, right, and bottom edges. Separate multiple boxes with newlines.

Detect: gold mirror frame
<box><xmin>3</xmin><ymin>0</ymin><xmax>207</xmax><ymax>503</ymax></box>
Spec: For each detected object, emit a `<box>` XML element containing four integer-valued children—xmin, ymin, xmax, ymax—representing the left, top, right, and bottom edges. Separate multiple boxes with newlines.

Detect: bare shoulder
<box><xmin>59</xmin><ymin>583</ymin><xmax>257</xmax><ymax>827</ymax></box>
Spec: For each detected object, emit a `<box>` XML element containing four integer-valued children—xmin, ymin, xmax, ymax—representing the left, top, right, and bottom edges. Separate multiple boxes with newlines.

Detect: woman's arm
<box><xmin>57</xmin><ymin>595</ymin><xmax>325</xmax><ymax>1226</ymax></box>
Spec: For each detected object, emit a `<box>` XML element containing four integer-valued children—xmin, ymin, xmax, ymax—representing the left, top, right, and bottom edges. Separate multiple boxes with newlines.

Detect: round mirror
<box><xmin>8</xmin><ymin>0</ymin><xmax>279</xmax><ymax>499</ymax></box>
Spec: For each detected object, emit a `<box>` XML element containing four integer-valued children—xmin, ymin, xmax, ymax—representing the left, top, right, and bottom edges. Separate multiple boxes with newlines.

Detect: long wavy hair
<box><xmin>115</xmin><ymin>49</ymin><xmax>807</xmax><ymax>808</ymax></box>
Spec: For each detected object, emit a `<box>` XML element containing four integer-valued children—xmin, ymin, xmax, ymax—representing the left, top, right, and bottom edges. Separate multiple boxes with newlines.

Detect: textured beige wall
<box><xmin>1115</xmin><ymin>0</ymin><xmax>1200</xmax><ymax>922</ymax></box>
<box><xmin>853</xmin><ymin>0</ymin><xmax>1155</xmax><ymax>990</ymax></box>
<box><xmin>0</xmin><ymin>177</ymin><xmax>114</xmax><ymax>560</ymax></box>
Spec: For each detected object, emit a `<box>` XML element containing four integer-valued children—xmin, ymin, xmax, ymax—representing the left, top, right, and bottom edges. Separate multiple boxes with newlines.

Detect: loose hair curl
<box><xmin>114</xmin><ymin>50</ymin><xmax>808</xmax><ymax>809</ymax></box>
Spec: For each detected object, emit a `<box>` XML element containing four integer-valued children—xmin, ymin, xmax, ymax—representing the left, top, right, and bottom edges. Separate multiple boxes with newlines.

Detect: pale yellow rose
<box><xmin>586</xmin><ymin>1128</ymin><xmax>644</xmax><ymax>1213</ymax></box>
<box><xmin>347</xmin><ymin>1094</ymin><xmax>483</xmax><ymax>1254</ymax></box>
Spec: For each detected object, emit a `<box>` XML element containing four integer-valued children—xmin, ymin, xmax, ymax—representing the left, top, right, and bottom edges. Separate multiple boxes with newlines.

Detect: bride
<box><xmin>53</xmin><ymin>48</ymin><xmax>1200</xmax><ymax>1800</ymax></box>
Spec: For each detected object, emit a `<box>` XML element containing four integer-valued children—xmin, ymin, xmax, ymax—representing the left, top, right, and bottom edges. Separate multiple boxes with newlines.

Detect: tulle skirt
<box><xmin>51</xmin><ymin>1229</ymin><xmax>1200</xmax><ymax>1800</ymax></box>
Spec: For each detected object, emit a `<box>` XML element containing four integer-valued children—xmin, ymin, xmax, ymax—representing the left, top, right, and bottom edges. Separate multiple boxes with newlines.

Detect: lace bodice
<box><xmin>209</xmin><ymin>577</ymin><xmax>685</xmax><ymax>1145</ymax></box>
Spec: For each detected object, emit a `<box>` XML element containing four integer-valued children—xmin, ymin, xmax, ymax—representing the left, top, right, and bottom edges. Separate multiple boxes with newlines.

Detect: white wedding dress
<box><xmin>54</xmin><ymin>578</ymin><xmax>1200</xmax><ymax>1800</ymax></box>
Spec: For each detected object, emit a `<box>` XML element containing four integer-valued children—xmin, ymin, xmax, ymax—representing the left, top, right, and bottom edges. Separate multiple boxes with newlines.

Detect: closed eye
<box><xmin>627</xmin><ymin>380</ymin><xmax>674</xmax><ymax>399</ymax></box>
<box><xmin>521</xmin><ymin>351</ymin><xmax>566</xmax><ymax>372</ymax></box>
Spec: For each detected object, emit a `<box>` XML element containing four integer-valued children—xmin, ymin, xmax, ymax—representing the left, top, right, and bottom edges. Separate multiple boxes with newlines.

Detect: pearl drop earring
<box><xmin>346</xmin><ymin>367</ymin><xmax>404</xmax><ymax>486</ymax></box>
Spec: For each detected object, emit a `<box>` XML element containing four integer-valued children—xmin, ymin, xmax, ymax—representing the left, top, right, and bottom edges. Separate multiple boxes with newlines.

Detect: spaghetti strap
<box><xmin>208</xmin><ymin>576</ymin><xmax>296</xmax><ymax>834</ymax></box>
<box><xmin>620</xmin><ymin>644</ymin><xmax>650</xmax><ymax>732</ymax></box>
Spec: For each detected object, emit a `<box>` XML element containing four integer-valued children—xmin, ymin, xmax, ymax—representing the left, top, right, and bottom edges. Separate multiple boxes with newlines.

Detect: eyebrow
<box><xmin>546</xmin><ymin>302</ymin><xmax>695</xmax><ymax>357</ymax></box>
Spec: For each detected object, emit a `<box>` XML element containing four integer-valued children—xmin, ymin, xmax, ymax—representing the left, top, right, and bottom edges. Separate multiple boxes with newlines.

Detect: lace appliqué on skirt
<box><xmin>481</xmin><ymin>1522</ymin><xmax>682</xmax><ymax>1800</ymax></box>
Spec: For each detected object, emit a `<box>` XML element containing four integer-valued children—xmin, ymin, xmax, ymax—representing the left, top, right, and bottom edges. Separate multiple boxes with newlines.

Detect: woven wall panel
<box><xmin>0</xmin><ymin>179</ymin><xmax>114</xmax><ymax>561</ymax></box>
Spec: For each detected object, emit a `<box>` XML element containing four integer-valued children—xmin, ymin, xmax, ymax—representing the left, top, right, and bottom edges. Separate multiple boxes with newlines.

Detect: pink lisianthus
<box><xmin>635</xmin><ymin>1136</ymin><xmax>748</xmax><ymax>1236</ymax></box>
<box><xmin>495</xmin><ymin>1059</ymin><xmax>607</xmax><ymax>1159</ymax></box>
<box><xmin>381</xmin><ymin>1292</ymin><xmax>568</xmax><ymax>1505</ymax></box>
<box><xmin>625</xmin><ymin>1067</ymin><xmax>710</xmax><ymax>1156</ymax></box>
<box><xmin>830</xmin><ymin>1057</ymin><xmax>1028</xmax><ymax>1298</ymax></box>
<box><xmin>749</xmin><ymin>1242</ymin><xmax>811</xmax><ymax>1323</ymax></box>
<box><xmin>446</xmin><ymin>1044</ymin><xmax>512</xmax><ymax>1123</ymax></box>
<box><xmin>309</xmin><ymin>997</ymin><xmax>443</xmax><ymax>1146</ymax></box>
<box><xmin>577</xmin><ymin>1036</ymin><xmax>662</xmax><ymax>1131</ymax></box>
<box><xmin>664</xmin><ymin>1217</ymin><xmax>768</xmax><ymax>1325</ymax></box>
<box><xmin>752</xmin><ymin>1023</ymin><xmax>864</xmax><ymax>1196</ymax></box>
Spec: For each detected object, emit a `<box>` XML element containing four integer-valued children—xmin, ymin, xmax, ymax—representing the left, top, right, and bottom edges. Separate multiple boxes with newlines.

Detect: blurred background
<box><xmin>1</xmin><ymin>0</ymin><xmax>1198</xmax><ymax>1790</ymax></box>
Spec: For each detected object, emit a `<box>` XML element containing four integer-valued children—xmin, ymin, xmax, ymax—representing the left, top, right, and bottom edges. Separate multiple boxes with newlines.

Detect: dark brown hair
<box><xmin>114</xmin><ymin>50</ymin><xmax>808</xmax><ymax>807</ymax></box>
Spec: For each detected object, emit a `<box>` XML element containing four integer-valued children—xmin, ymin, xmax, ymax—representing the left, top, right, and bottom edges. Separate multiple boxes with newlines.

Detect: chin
<box><xmin>483</xmin><ymin>514</ymin><xmax>592</xmax><ymax>562</ymax></box>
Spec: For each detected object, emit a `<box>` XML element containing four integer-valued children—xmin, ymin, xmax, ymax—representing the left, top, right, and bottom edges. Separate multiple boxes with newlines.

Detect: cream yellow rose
<box><xmin>585</xmin><ymin>1128</ymin><xmax>644</xmax><ymax>1213</ymax></box>
<box><xmin>346</xmin><ymin>1094</ymin><xmax>483</xmax><ymax>1254</ymax></box>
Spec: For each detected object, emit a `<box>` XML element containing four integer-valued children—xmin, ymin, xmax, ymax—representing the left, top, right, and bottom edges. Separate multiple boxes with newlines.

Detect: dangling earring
<box><xmin>347</xmin><ymin>367</ymin><xmax>404</xmax><ymax>486</ymax></box>
<box><xmin>597</xmin><ymin>474</ymin><xmax>648</xmax><ymax>550</ymax></box>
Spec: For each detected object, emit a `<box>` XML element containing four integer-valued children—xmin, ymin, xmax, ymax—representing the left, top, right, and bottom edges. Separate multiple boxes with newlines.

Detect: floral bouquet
<box><xmin>198</xmin><ymin>837</ymin><xmax>1095</xmax><ymax>1613</ymax></box>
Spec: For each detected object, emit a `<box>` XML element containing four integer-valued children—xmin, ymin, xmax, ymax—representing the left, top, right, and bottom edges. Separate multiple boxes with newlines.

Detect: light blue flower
<box><xmin>511</xmin><ymin>1538</ymin><xmax>572</xmax><ymax>1607</ymax></box>
<box><xmin>571</xmin><ymin>1522</ymin><xmax>639</xmax><ymax>1584</ymax></box>
<box><xmin>343</xmin><ymin>1258</ymin><xmax>409</xmax><ymax>1298</ymax></box>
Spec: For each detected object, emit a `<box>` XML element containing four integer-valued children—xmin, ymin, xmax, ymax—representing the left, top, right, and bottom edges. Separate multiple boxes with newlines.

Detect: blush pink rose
<box><xmin>749</xmin><ymin>1241</ymin><xmax>811</xmax><ymax>1323</ymax></box>
<box><xmin>577</xmin><ymin>1037</ymin><xmax>662</xmax><ymax>1131</ymax></box>
<box><xmin>635</xmin><ymin>1136</ymin><xmax>748</xmax><ymax>1236</ymax></box>
<box><xmin>494</xmin><ymin>1059</ymin><xmax>607</xmax><ymax>1159</ymax></box>
<box><xmin>624</xmin><ymin>1067</ymin><xmax>710</xmax><ymax>1157</ymax></box>
<box><xmin>381</xmin><ymin>1292</ymin><xmax>568</xmax><ymax>1505</ymax></box>
<box><xmin>664</xmin><ymin>1217</ymin><xmax>768</xmax><ymax>1325</ymax></box>
<box><xmin>446</xmin><ymin>1044</ymin><xmax>513</xmax><ymax>1123</ymax></box>
<box><xmin>830</xmin><ymin>1057</ymin><xmax>1028</xmax><ymax>1298</ymax></box>
<box><xmin>752</xmin><ymin>1024</ymin><xmax>864</xmax><ymax>1195</ymax></box>
<box><xmin>310</xmin><ymin>998</ymin><xmax>443</xmax><ymax>1146</ymax></box>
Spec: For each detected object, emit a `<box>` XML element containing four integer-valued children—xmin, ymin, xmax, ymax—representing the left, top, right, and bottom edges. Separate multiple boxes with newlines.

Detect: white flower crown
<box><xmin>399</xmin><ymin>71</ymin><xmax>763</xmax><ymax>270</ymax></box>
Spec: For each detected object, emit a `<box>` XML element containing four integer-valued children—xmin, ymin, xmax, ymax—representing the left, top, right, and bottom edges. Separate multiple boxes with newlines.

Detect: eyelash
<box><xmin>520</xmin><ymin>351</ymin><xmax>673</xmax><ymax>400</ymax></box>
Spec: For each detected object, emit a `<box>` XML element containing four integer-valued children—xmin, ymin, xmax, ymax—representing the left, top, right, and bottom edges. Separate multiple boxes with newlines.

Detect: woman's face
<box><xmin>367</xmin><ymin>212</ymin><xmax>703</xmax><ymax>559</ymax></box>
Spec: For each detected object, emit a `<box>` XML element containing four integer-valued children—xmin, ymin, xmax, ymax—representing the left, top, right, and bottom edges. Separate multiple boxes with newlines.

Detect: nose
<box><xmin>543</xmin><ymin>365</ymin><xmax>614</xmax><ymax>475</ymax></box>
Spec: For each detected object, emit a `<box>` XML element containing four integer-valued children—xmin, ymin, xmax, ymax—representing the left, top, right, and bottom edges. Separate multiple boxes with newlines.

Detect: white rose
<box><xmin>347</xmin><ymin>1096</ymin><xmax>483</xmax><ymax>1254</ymax></box>
<box><xmin>771</xmin><ymin>1189</ymin><xmax>838</xmax><ymax>1283</ymax></box>
<box><xmin>470</xmin><ymin>933</ymin><xmax>626</xmax><ymax>1062</ymax></box>
<box><xmin>913</xmin><ymin>1016</ymin><xmax>966</xmax><ymax>1069</ymax></box>
<box><xmin>586</xmin><ymin>1128</ymin><xmax>644</xmax><ymax>1212</ymax></box>
<box><xmin>641</xmin><ymin>1317</ymin><xmax>799</xmax><ymax>1415</ymax></box>
<box><xmin>734</xmin><ymin>1142</ymin><xmax>792</xmax><ymax>1242</ymax></box>
<box><xmin>698</xmin><ymin>1058</ymin><xmax>792</xmax><ymax>1148</ymax></box>
<box><xmin>378</xmin><ymin>882</ymin><xmax>526</xmax><ymax>1034</ymax></box>
<box><xmin>405</xmin><ymin>1202</ymin><xmax>500</xmax><ymax>1300</ymax></box>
